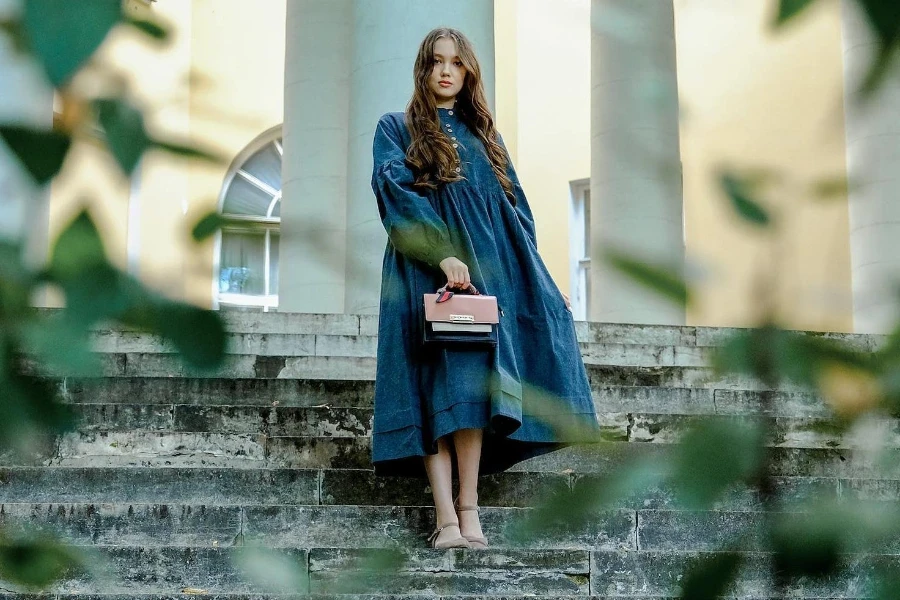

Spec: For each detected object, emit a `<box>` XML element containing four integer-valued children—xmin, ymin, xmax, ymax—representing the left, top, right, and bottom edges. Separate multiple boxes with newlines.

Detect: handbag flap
<box><xmin>423</xmin><ymin>293</ymin><xmax>499</xmax><ymax>324</ymax></box>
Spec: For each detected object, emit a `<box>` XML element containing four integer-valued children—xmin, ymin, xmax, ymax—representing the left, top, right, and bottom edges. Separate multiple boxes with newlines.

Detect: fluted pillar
<box><xmin>589</xmin><ymin>0</ymin><xmax>684</xmax><ymax>325</ymax></box>
<box><xmin>280</xmin><ymin>0</ymin><xmax>353</xmax><ymax>313</ymax></box>
<box><xmin>344</xmin><ymin>0</ymin><xmax>495</xmax><ymax>314</ymax></box>
<box><xmin>840</xmin><ymin>0</ymin><xmax>900</xmax><ymax>333</ymax></box>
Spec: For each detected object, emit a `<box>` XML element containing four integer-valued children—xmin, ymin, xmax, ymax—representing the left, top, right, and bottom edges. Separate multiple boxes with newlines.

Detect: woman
<box><xmin>370</xmin><ymin>27</ymin><xmax>600</xmax><ymax>549</ymax></box>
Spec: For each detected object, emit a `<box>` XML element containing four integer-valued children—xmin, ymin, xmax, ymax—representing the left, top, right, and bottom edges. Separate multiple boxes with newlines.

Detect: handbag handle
<box><xmin>435</xmin><ymin>282</ymin><xmax>481</xmax><ymax>303</ymax></box>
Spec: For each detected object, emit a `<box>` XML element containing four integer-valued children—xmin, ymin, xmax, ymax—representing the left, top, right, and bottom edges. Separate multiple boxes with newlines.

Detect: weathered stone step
<box><xmin>4</xmin><ymin>503</ymin><xmax>899</xmax><ymax>555</ymax></box>
<box><xmin>22</xmin><ymin>354</ymin><xmax>810</xmax><ymax>391</ymax></box>
<box><xmin>6</xmin><ymin>435</ymin><xmax>900</xmax><ymax>482</ymax></box>
<box><xmin>53</xmin><ymin>376</ymin><xmax>824</xmax><ymax>412</ymax></box>
<box><xmin>89</xmin><ymin>329</ymin><xmax>720</xmax><ymax>368</ymax></box>
<box><xmin>5</xmin><ymin>466</ymin><xmax>889</xmax><ymax>513</ymax></box>
<box><xmin>0</xmin><ymin>504</ymin><xmax>631</xmax><ymax>550</ymax></box>
<box><xmin>72</xmin><ymin>310</ymin><xmax>876</xmax><ymax>350</ymax></box>
<box><xmin>6</xmin><ymin>466</ymin><xmax>890</xmax><ymax>510</ymax></box>
<box><xmin>60</xmin><ymin>404</ymin><xmax>877</xmax><ymax>451</ymax></box>
<box><xmin>1</xmin><ymin>543</ymin><xmax>889</xmax><ymax>597</ymax></box>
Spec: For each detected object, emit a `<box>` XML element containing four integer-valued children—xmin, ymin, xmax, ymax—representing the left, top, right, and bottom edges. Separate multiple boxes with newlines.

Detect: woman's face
<box><xmin>428</xmin><ymin>37</ymin><xmax>467</xmax><ymax>106</ymax></box>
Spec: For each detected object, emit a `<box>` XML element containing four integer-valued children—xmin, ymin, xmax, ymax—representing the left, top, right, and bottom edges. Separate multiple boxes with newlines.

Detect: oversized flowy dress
<box><xmin>371</xmin><ymin>108</ymin><xmax>600</xmax><ymax>478</ymax></box>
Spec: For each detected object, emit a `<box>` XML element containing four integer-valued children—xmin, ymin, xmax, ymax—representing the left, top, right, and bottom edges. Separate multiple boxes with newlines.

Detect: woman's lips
<box><xmin>439</xmin><ymin>81</ymin><xmax>452</xmax><ymax>87</ymax></box>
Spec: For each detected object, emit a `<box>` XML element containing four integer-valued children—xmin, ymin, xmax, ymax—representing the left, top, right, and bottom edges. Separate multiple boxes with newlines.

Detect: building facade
<box><xmin>9</xmin><ymin>0</ymin><xmax>898</xmax><ymax>333</ymax></box>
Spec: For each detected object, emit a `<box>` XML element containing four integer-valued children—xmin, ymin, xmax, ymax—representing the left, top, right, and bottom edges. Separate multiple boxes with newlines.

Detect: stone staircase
<box><xmin>0</xmin><ymin>313</ymin><xmax>894</xmax><ymax>598</ymax></box>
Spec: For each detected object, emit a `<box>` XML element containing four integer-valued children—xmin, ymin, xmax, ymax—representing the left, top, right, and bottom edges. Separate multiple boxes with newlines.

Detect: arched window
<box><xmin>215</xmin><ymin>125</ymin><xmax>282</xmax><ymax>311</ymax></box>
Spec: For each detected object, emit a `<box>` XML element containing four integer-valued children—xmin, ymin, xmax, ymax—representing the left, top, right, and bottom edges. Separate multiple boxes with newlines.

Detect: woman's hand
<box><xmin>562</xmin><ymin>291</ymin><xmax>571</xmax><ymax>311</ymax></box>
<box><xmin>439</xmin><ymin>256</ymin><xmax>471</xmax><ymax>289</ymax></box>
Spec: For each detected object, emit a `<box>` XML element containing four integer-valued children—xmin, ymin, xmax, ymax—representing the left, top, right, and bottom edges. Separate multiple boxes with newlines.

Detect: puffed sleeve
<box><xmin>496</xmin><ymin>132</ymin><xmax>538</xmax><ymax>250</ymax></box>
<box><xmin>371</xmin><ymin>114</ymin><xmax>458</xmax><ymax>269</ymax></box>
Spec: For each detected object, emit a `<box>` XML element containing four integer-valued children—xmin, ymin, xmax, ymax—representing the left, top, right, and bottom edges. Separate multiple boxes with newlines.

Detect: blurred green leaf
<box><xmin>17</xmin><ymin>317</ymin><xmax>99</xmax><ymax>378</ymax></box>
<box><xmin>152</xmin><ymin>301</ymin><xmax>227</xmax><ymax>371</ymax></box>
<box><xmin>0</xmin><ymin>242</ymin><xmax>36</xmax><ymax>316</ymax></box>
<box><xmin>45</xmin><ymin>210</ymin><xmax>226</xmax><ymax>369</ymax></box>
<box><xmin>508</xmin><ymin>456</ymin><xmax>667</xmax><ymax>543</ymax></box>
<box><xmin>772</xmin><ymin>501</ymin><xmax>900</xmax><ymax>580</ymax></box>
<box><xmin>152</xmin><ymin>140</ymin><xmax>224</xmax><ymax>165</ymax></box>
<box><xmin>603</xmin><ymin>248</ymin><xmax>689</xmax><ymax>307</ymax></box>
<box><xmin>191</xmin><ymin>212</ymin><xmax>228</xmax><ymax>242</ymax></box>
<box><xmin>857</xmin><ymin>0</ymin><xmax>900</xmax><ymax>52</ymax></box>
<box><xmin>123</xmin><ymin>16</ymin><xmax>169</xmax><ymax>41</ymax></box>
<box><xmin>670</xmin><ymin>420</ymin><xmax>765</xmax><ymax>509</ymax></box>
<box><xmin>720</xmin><ymin>172</ymin><xmax>771</xmax><ymax>227</ymax></box>
<box><xmin>94</xmin><ymin>98</ymin><xmax>150</xmax><ymax>175</ymax></box>
<box><xmin>711</xmin><ymin>325</ymin><xmax>873</xmax><ymax>395</ymax></box>
<box><xmin>21</xmin><ymin>0</ymin><xmax>121</xmax><ymax>86</ymax></box>
<box><xmin>774</xmin><ymin>0</ymin><xmax>819</xmax><ymax>26</ymax></box>
<box><xmin>0</xmin><ymin>363</ymin><xmax>76</xmax><ymax>451</ymax></box>
<box><xmin>874</xmin><ymin>566</ymin><xmax>900</xmax><ymax>600</ymax></box>
<box><xmin>231</xmin><ymin>547</ymin><xmax>308</xmax><ymax>594</ymax></box>
<box><xmin>49</xmin><ymin>210</ymin><xmax>107</xmax><ymax>279</ymax></box>
<box><xmin>0</xmin><ymin>127</ymin><xmax>71</xmax><ymax>185</ymax></box>
<box><xmin>810</xmin><ymin>176</ymin><xmax>850</xmax><ymax>200</ymax></box>
<box><xmin>0</xmin><ymin>533</ymin><xmax>86</xmax><ymax>588</ymax></box>
<box><xmin>679</xmin><ymin>552</ymin><xmax>743</xmax><ymax>600</ymax></box>
<box><xmin>327</xmin><ymin>548</ymin><xmax>406</xmax><ymax>595</ymax></box>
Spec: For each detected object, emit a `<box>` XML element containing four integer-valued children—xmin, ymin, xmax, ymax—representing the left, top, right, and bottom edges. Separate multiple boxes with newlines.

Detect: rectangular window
<box><xmin>569</xmin><ymin>179</ymin><xmax>591</xmax><ymax>321</ymax></box>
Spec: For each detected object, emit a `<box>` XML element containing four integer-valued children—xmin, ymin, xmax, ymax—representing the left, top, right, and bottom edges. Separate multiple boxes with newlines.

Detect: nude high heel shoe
<box><xmin>427</xmin><ymin>521</ymin><xmax>470</xmax><ymax>549</ymax></box>
<box><xmin>454</xmin><ymin>498</ymin><xmax>488</xmax><ymax>549</ymax></box>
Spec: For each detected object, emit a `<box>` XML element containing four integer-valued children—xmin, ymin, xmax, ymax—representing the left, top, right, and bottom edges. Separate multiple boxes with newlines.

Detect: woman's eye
<box><xmin>454</xmin><ymin>61</ymin><xmax>463</xmax><ymax>67</ymax></box>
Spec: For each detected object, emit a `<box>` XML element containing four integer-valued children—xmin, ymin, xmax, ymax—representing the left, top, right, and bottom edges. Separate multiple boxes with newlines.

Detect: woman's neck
<box><xmin>436</xmin><ymin>98</ymin><xmax>456</xmax><ymax>109</ymax></box>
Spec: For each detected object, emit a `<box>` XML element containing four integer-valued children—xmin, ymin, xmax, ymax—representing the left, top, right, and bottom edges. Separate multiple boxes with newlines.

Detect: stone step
<box><xmin>54</xmin><ymin>377</ymin><xmax>825</xmax><ymax>415</ymax></box>
<box><xmin>21</xmin><ymin>353</ymin><xmax>811</xmax><ymax>390</ymax></box>
<box><xmin>4</xmin><ymin>503</ymin><xmax>899</xmax><ymax>555</ymax></box>
<box><xmin>89</xmin><ymin>329</ymin><xmax>721</xmax><ymax>369</ymax></box>
<box><xmin>69</xmin><ymin>309</ymin><xmax>876</xmax><ymax>350</ymax></box>
<box><xmin>0</xmin><ymin>543</ymin><xmax>890</xmax><ymax>597</ymax></box>
<box><xmin>6</xmin><ymin>435</ymin><xmax>900</xmax><ymax>481</ymax></box>
<box><xmin>0</xmin><ymin>504</ymin><xmax>628</xmax><ymax>550</ymax></box>
<box><xmin>59</xmin><ymin>404</ymin><xmax>874</xmax><ymax>448</ymax></box>
<box><xmin>6</xmin><ymin>466</ymin><xmax>892</xmax><ymax>510</ymax></box>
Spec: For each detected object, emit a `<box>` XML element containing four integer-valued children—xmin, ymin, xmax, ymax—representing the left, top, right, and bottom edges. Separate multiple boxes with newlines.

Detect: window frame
<box><xmin>569</xmin><ymin>178</ymin><xmax>591</xmax><ymax>321</ymax></box>
<box><xmin>212</xmin><ymin>124</ymin><xmax>283</xmax><ymax>312</ymax></box>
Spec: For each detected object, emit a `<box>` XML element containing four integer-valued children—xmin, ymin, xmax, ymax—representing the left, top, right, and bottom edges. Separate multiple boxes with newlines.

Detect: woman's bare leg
<box><xmin>423</xmin><ymin>436</ymin><xmax>462</xmax><ymax>545</ymax></box>
<box><xmin>452</xmin><ymin>428</ymin><xmax>485</xmax><ymax>541</ymax></box>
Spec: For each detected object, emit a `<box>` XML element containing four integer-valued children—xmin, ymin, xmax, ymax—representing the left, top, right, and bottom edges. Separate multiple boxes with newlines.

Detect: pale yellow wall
<box><xmin>512</xmin><ymin>0</ymin><xmax>592</xmax><ymax>298</ymax></box>
<box><xmin>494</xmin><ymin>0</ymin><xmax>519</xmax><ymax>164</ymax></box>
<box><xmin>674</xmin><ymin>0</ymin><xmax>852</xmax><ymax>331</ymax></box>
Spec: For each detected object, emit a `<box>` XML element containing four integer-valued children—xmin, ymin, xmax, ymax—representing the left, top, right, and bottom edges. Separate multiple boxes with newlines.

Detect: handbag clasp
<box><xmin>449</xmin><ymin>314</ymin><xmax>475</xmax><ymax>323</ymax></box>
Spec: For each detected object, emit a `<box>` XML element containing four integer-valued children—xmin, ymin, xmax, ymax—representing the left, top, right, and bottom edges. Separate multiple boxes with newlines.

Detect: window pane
<box><xmin>243</xmin><ymin>142</ymin><xmax>282</xmax><ymax>191</ymax></box>
<box><xmin>220</xmin><ymin>232</ymin><xmax>266</xmax><ymax>295</ymax></box>
<box><xmin>268</xmin><ymin>232</ymin><xmax>280</xmax><ymax>295</ymax></box>
<box><xmin>270</xmin><ymin>198</ymin><xmax>281</xmax><ymax>218</ymax></box>
<box><xmin>223</xmin><ymin>176</ymin><xmax>275</xmax><ymax>217</ymax></box>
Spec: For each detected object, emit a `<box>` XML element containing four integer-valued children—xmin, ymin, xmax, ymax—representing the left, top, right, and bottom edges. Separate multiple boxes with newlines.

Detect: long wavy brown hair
<box><xmin>405</xmin><ymin>28</ymin><xmax>515</xmax><ymax>205</ymax></box>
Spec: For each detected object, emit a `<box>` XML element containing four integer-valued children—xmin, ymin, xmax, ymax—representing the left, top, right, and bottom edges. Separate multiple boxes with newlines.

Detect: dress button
<box><xmin>452</xmin><ymin>143</ymin><xmax>458</xmax><ymax>148</ymax></box>
<box><xmin>455</xmin><ymin>167</ymin><xmax>461</xmax><ymax>173</ymax></box>
<box><xmin>448</xmin><ymin>110</ymin><xmax>454</xmax><ymax>115</ymax></box>
<box><xmin>452</xmin><ymin>137</ymin><xmax>457</xmax><ymax>141</ymax></box>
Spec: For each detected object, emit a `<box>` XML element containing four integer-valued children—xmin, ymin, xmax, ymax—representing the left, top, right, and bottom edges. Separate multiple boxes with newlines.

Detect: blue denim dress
<box><xmin>370</xmin><ymin>108</ymin><xmax>600</xmax><ymax>477</ymax></box>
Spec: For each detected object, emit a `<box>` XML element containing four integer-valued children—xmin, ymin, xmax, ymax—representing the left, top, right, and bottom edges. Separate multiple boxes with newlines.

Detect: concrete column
<box><xmin>589</xmin><ymin>0</ymin><xmax>684</xmax><ymax>325</ymax></box>
<box><xmin>840</xmin><ymin>0</ymin><xmax>900</xmax><ymax>333</ymax></box>
<box><xmin>0</xmin><ymin>0</ymin><xmax>53</xmax><ymax>270</ymax></box>
<box><xmin>344</xmin><ymin>0</ymin><xmax>495</xmax><ymax>314</ymax></box>
<box><xmin>280</xmin><ymin>0</ymin><xmax>353</xmax><ymax>313</ymax></box>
